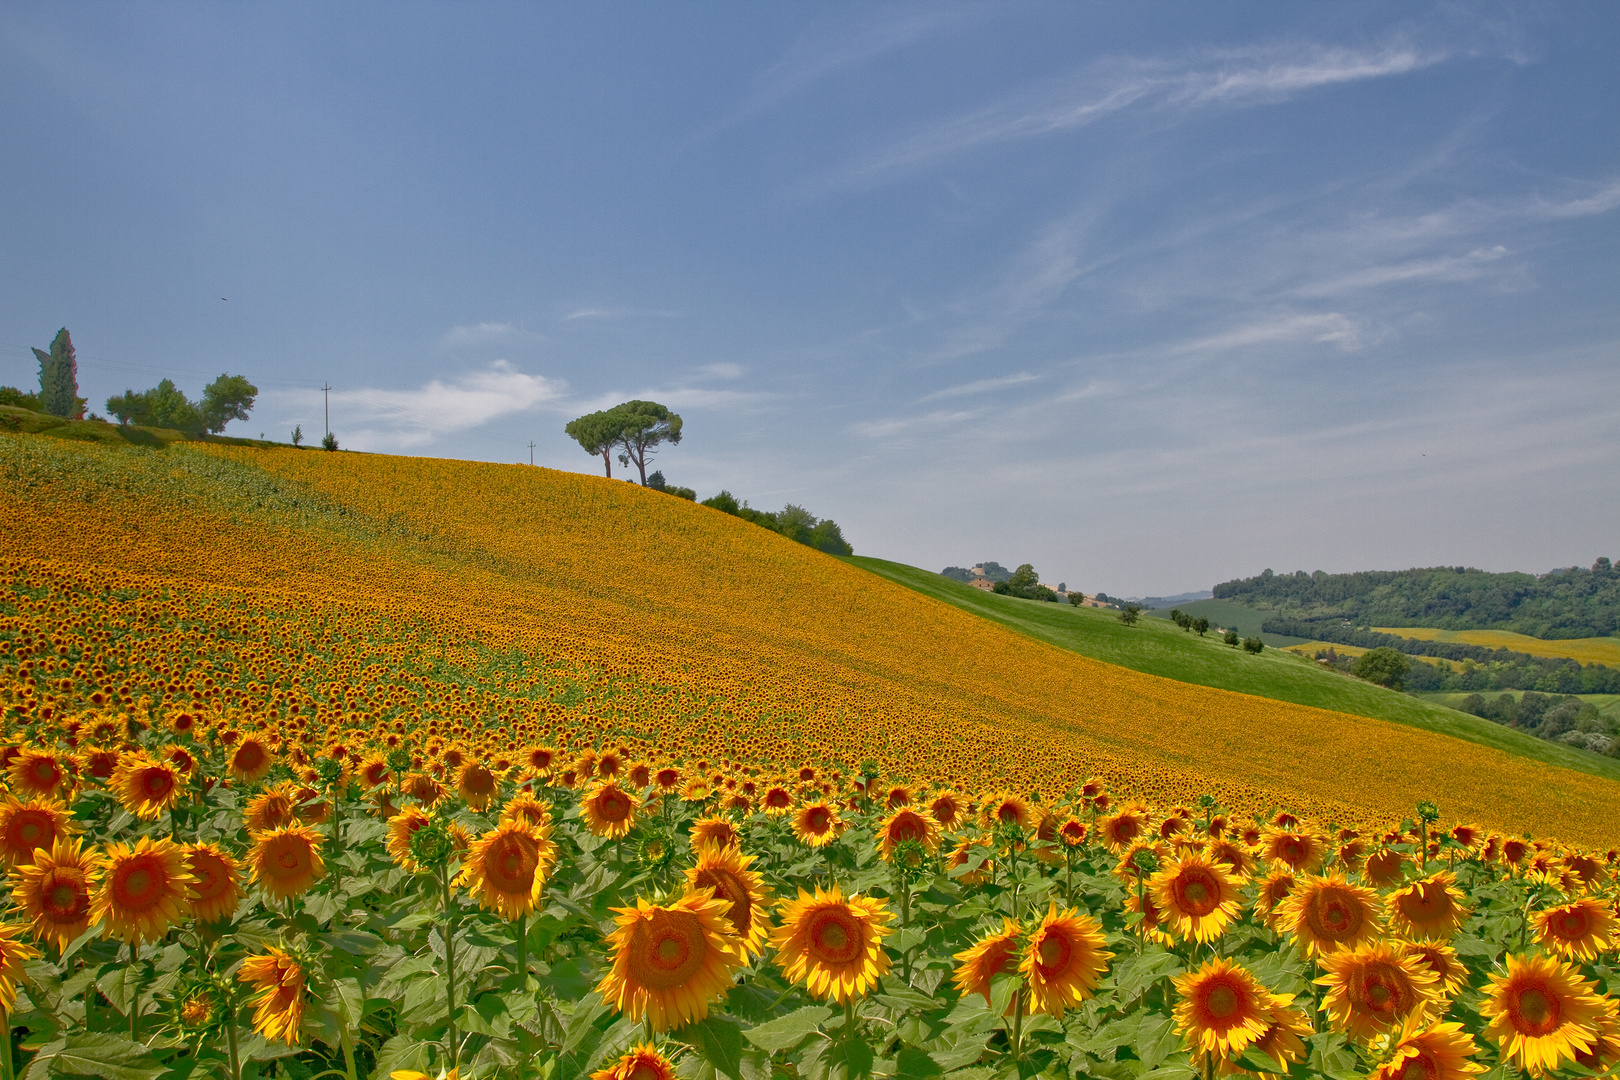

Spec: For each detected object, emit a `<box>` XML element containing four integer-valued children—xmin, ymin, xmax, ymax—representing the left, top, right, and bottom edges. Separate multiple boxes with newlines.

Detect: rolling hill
<box><xmin>3</xmin><ymin>431</ymin><xmax>1617</xmax><ymax>844</ymax></box>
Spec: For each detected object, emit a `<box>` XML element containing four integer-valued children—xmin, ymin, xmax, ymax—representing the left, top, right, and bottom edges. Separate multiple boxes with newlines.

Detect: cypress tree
<box><xmin>32</xmin><ymin>328</ymin><xmax>80</xmax><ymax>418</ymax></box>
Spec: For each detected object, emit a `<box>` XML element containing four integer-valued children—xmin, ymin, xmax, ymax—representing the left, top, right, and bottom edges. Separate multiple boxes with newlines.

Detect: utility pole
<box><xmin>322</xmin><ymin>383</ymin><xmax>331</xmax><ymax>438</ymax></box>
<box><xmin>528</xmin><ymin>441</ymin><xmax>535</xmax><ymax>466</ymax></box>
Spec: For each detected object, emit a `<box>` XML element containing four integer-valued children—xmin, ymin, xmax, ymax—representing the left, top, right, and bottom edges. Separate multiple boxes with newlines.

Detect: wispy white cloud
<box><xmin>650</xmin><ymin>387</ymin><xmax>776</xmax><ymax>410</ymax></box>
<box><xmin>852</xmin><ymin>409</ymin><xmax>974</xmax><ymax>439</ymax></box>
<box><xmin>918</xmin><ymin>372</ymin><xmax>1038</xmax><ymax>401</ymax></box>
<box><xmin>1293</xmin><ymin>246</ymin><xmax>1508</xmax><ymax>297</ymax></box>
<box><xmin>275</xmin><ymin>361</ymin><xmax>565</xmax><ymax>450</ymax></box>
<box><xmin>699</xmin><ymin>362</ymin><xmax>746</xmax><ymax>380</ymax></box>
<box><xmin>1534</xmin><ymin>178</ymin><xmax>1620</xmax><ymax>220</ymax></box>
<box><xmin>438</xmin><ymin>322</ymin><xmax>544</xmax><ymax>350</ymax></box>
<box><xmin>561</xmin><ymin>307</ymin><xmax>682</xmax><ymax>322</ymax></box>
<box><xmin>1169</xmin><ymin>312</ymin><xmax>1366</xmax><ymax>355</ymax></box>
<box><xmin>806</xmin><ymin>42</ymin><xmax>1443</xmax><ymax>193</ymax></box>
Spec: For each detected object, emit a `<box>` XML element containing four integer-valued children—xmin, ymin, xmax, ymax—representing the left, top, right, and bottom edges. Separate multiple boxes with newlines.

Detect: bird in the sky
<box><xmin>221</xmin><ymin>297</ymin><xmax>228</xmax><ymax>301</ymax></box>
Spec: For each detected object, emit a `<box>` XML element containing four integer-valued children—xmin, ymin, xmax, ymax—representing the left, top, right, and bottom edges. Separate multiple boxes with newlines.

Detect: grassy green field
<box><xmin>1144</xmin><ymin>597</ymin><xmax>1310</xmax><ymax>645</ymax></box>
<box><xmin>0</xmin><ymin>404</ymin><xmax>280</xmax><ymax>449</ymax></box>
<box><xmin>844</xmin><ymin>556</ymin><xmax>1620</xmax><ymax>782</ymax></box>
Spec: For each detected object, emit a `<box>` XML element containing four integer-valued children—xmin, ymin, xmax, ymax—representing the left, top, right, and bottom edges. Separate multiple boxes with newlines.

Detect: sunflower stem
<box><xmin>2</xmin><ymin>1007</ymin><xmax>14</xmax><ymax>1080</ymax></box>
<box><xmin>441</xmin><ymin>864</ymin><xmax>460</xmax><ymax>1073</ymax></box>
<box><xmin>515</xmin><ymin>912</ymin><xmax>529</xmax><ymax>1080</ymax></box>
<box><xmin>330</xmin><ymin>788</ymin><xmax>343</xmax><ymax>909</ymax></box>
<box><xmin>127</xmin><ymin>943</ymin><xmax>140</xmax><ymax>1040</ymax></box>
<box><xmin>1009</xmin><ymin>985</ymin><xmax>1023</xmax><ymax>1063</ymax></box>
<box><xmin>339</xmin><ymin>1018</ymin><xmax>359</xmax><ymax>1080</ymax></box>
<box><xmin>226</xmin><ymin>1014</ymin><xmax>241</xmax><ymax>1080</ymax></box>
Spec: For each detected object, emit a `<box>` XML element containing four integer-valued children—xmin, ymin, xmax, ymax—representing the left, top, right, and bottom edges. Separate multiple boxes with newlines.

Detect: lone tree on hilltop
<box><xmin>565</xmin><ymin>408</ymin><xmax>629</xmax><ymax>478</ymax></box>
<box><xmin>33</xmin><ymin>328</ymin><xmax>82</xmax><ymax>418</ymax></box>
<box><xmin>613</xmin><ymin>399</ymin><xmax>682</xmax><ymax>485</ymax></box>
<box><xmin>200</xmin><ymin>373</ymin><xmax>259</xmax><ymax>433</ymax></box>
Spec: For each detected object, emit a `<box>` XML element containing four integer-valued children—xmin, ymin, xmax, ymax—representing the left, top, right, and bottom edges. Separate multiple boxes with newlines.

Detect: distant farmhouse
<box><xmin>941</xmin><ymin>561</ymin><xmax>1110</xmax><ymax>605</ymax></box>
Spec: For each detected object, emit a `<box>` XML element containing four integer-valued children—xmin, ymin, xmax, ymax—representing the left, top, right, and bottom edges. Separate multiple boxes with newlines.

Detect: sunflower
<box><xmin>791</xmin><ymin>801</ymin><xmax>843</xmax><ymax>848</ymax></box>
<box><xmin>690</xmin><ymin>816</ymin><xmax>739</xmax><ymax>851</ymax></box>
<box><xmin>590</xmin><ymin>1042</ymin><xmax>679</xmax><ymax>1080</ymax></box>
<box><xmin>1317</xmin><ymin>940</ymin><xmax>1440</xmax><ymax>1041</ymax></box>
<box><xmin>761</xmin><ymin>785</ymin><xmax>793</xmax><ymax>815</ymax></box>
<box><xmin>1207</xmin><ymin>839</ymin><xmax>1256</xmax><ymax>877</ymax></box>
<box><xmin>1403</xmin><ymin>940</ymin><xmax>1468</xmax><ymax>999</ymax></box>
<box><xmin>1372</xmin><ymin>1017</ymin><xmax>1486</xmax><ymax>1080</ymax></box>
<box><xmin>947</xmin><ymin>838</ymin><xmax>993</xmax><ymax>886</ymax></box>
<box><xmin>93</xmin><ymin>835</ymin><xmax>195</xmax><ymax>945</ymax></box>
<box><xmin>596</xmin><ymin>889</ymin><xmax>746</xmax><ymax>1031</ymax></box>
<box><xmin>876</xmin><ymin>807</ymin><xmax>942</xmax><ymax>861</ymax></box>
<box><xmin>770</xmin><ymin>886</ymin><xmax>893</xmax><ymax>1004</ymax></box>
<box><xmin>1480</xmin><ymin>952</ymin><xmax>1609</xmax><ymax>1075</ymax></box>
<box><xmin>456</xmin><ymin>821</ymin><xmax>558</xmax><ymax>921</ymax></box>
<box><xmin>1172</xmin><ymin>957</ymin><xmax>1284</xmax><ymax>1060</ymax></box>
<box><xmin>1228</xmin><ymin>999</ymin><xmax>1313</xmax><ymax>1078</ymax></box>
<box><xmin>983</xmin><ymin>793</ymin><xmax>1035</xmax><ymax>832</ymax></box>
<box><xmin>455</xmin><ymin>759</ymin><xmax>498</xmax><ymax>810</ymax></box>
<box><xmin>110</xmin><ymin>752</ymin><xmax>185</xmax><ymax>821</ymax></box>
<box><xmin>1150</xmin><ymin>853</ymin><xmax>1244</xmax><ymax>944</ymax></box>
<box><xmin>951</xmin><ymin>918</ymin><xmax>1021</xmax><ymax>1009</ymax></box>
<box><xmin>928</xmin><ymin>790</ymin><xmax>965</xmax><ymax>829</ymax></box>
<box><xmin>243</xmin><ymin>784</ymin><xmax>299</xmax><ymax>834</ymax></box>
<box><xmin>500</xmin><ymin>792</ymin><xmax>553</xmax><ymax>831</ymax></box>
<box><xmin>249</xmin><ymin>824</ymin><xmax>326</xmax><ymax>900</ymax></box>
<box><xmin>1501</xmin><ymin>838</ymin><xmax>1531</xmax><ymax>871</ymax></box>
<box><xmin>1262</xmin><ymin>828</ymin><xmax>1326</xmax><ymax>873</ymax></box>
<box><xmin>686</xmin><ymin>843</ymin><xmax>771</xmax><ymax>958</ymax></box>
<box><xmin>356</xmin><ymin>755</ymin><xmax>390</xmax><ymax>790</ymax></box>
<box><xmin>1278</xmin><ymin>873</ymin><xmax>1382</xmax><ymax>956</ymax></box>
<box><xmin>185</xmin><ymin>843</ymin><xmax>246</xmax><ymax>924</ymax></box>
<box><xmin>1534</xmin><ymin>896</ymin><xmax>1614</xmax><ymax>961</ymax></box>
<box><xmin>385</xmin><ymin>806</ymin><xmax>432</xmax><ymax>870</ymax></box>
<box><xmin>1363</xmin><ymin>848</ymin><xmax>1407</xmax><ymax>888</ymax></box>
<box><xmin>11</xmin><ymin>836</ymin><xmax>102</xmax><ymax>950</ymax></box>
<box><xmin>1386</xmin><ymin>872</ymin><xmax>1469</xmax><ymax>942</ymax></box>
<box><xmin>580</xmin><ymin>780</ymin><xmax>639</xmax><ymax>840</ymax></box>
<box><xmin>1255</xmin><ymin>869</ymin><xmax>1296</xmax><ymax>930</ymax></box>
<box><xmin>7</xmin><ymin>749</ymin><xmax>73</xmax><ymax>800</ymax></box>
<box><xmin>1021</xmin><ymin>903</ymin><xmax>1112</xmax><ymax>1017</ymax></box>
<box><xmin>401</xmin><ymin>773</ymin><xmax>446</xmax><ymax>806</ymax></box>
<box><xmin>1573</xmin><ymin>1004</ymin><xmax>1620</xmax><ymax>1074</ymax></box>
<box><xmin>1098</xmin><ymin>805</ymin><xmax>1149</xmax><ymax>851</ymax></box>
<box><xmin>0</xmin><ymin>795</ymin><xmax>76</xmax><ymax>866</ymax></box>
<box><xmin>239</xmin><ymin>948</ymin><xmax>306</xmax><ymax>1045</ymax></box>
<box><xmin>0</xmin><ymin>922</ymin><xmax>38</xmax><ymax>1015</ymax></box>
<box><xmin>227</xmin><ymin>737</ymin><xmax>274</xmax><ymax>785</ymax></box>
<box><xmin>1125</xmin><ymin>889</ymin><xmax>1175</xmax><ymax>947</ymax></box>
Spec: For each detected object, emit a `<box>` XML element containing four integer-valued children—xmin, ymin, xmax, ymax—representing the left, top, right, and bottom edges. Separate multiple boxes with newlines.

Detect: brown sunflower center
<box><xmin>806</xmin><ymin>808</ymin><xmax>830</xmax><ymax>831</ymax></box>
<box><xmin>628</xmin><ymin>909</ymin><xmax>707</xmax><ymax>989</ymax></box>
<box><xmin>141</xmin><ymin>769</ymin><xmax>175</xmax><ymax>800</ymax></box>
<box><xmin>597</xmin><ymin>791</ymin><xmax>632</xmax><ymax>822</ymax></box>
<box><xmin>1173</xmin><ymin>870</ymin><xmax>1219</xmax><ymax>917</ymax></box>
<box><xmin>272</xmin><ymin>838</ymin><xmax>309</xmax><ymax>875</ymax></box>
<box><xmin>1513</xmin><ymin>986</ymin><xmax>1562</xmax><ymax>1036</ymax></box>
<box><xmin>44</xmin><ymin>871</ymin><xmax>87</xmax><ymax>918</ymax></box>
<box><xmin>1390</xmin><ymin>1050</ymin><xmax>1440</xmax><ymax>1080</ymax></box>
<box><xmin>115</xmin><ymin>861</ymin><xmax>163</xmax><ymax>910</ymax></box>
<box><xmin>1036</xmin><ymin>930</ymin><xmax>1072</xmax><ymax>974</ymax></box>
<box><xmin>1311</xmin><ymin>889</ymin><xmax>1363</xmax><ymax>941</ymax></box>
<box><xmin>486</xmin><ymin>833</ymin><xmax>537</xmax><ymax>891</ymax></box>
<box><xmin>1204</xmin><ymin>983</ymin><xmax>1241</xmax><ymax>1020</ymax></box>
<box><xmin>1553</xmin><ymin>910</ymin><xmax>1589</xmax><ymax>939</ymax></box>
<box><xmin>14</xmin><ymin>813</ymin><xmax>51</xmax><ymax>848</ymax></box>
<box><xmin>235</xmin><ymin>744</ymin><xmax>266</xmax><ymax>772</ymax></box>
<box><xmin>191</xmin><ymin>855</ymin><xmax>228</xmax><ymax>899</ymax></box>
<box><xmin>808</xmin><ymin>909</ymin><xmax>861</xmax><ymax>964</ymax></box>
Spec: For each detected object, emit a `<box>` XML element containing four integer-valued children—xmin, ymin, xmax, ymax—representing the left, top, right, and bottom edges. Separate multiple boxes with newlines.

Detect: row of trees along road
<box><xmin>2</xmin><ymin>328</ymin><xmax>259</xmax><ymax>436</ymax></box>
<box><xmin>566</xmin><ymin>400</ymin><xmax>854</xmax><ymax>556</ymax></box>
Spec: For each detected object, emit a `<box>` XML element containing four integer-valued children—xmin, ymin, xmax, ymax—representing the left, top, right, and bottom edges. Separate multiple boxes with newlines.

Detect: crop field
<box><xmin>2</xmin><ymin>434</ymin><xmax>1620</xmax><ymax>1077</ymax></box>
<box><xmin>1373</xmin><ymin>629</ymin><xmax>1620</xmax><ymax>668</ymax></box>
<box><xmin>1283</xmin><ymin>644</ymin><xmax>1448</xmax><ymax>668</ymax></box>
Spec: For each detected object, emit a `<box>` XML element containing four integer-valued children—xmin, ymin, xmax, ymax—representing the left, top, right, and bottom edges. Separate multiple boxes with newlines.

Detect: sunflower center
<box><xmin>1174</xmin><ymin>872</ymin><xmax>1218</xmax><ymax>916</ymax></box>
<box><xmin>627</xmin><ymin>1064</ymin><xmax>664</xmax><ymax>1080</ymax></box>
<box><xmin>32</xmin><ymin>762</ymin><xmax>57</xmax><ymax>785</ymax></box>
<box><xmin>1390</xmin><ymin>1050</ymin><xmax>1440</xmax><ymax>1080</ymax></box>
<box><xmin>1312</xmin><ymin>890</ymin><xmax>1362</xmax><ymax>940</ymax></box>
<box><xmin>462</xmin><ymin>766</ymin><xmax>495</xmax><ymax>796</ymax></box>
<box><xmin>487</xmin><ymin>833</ymin><xmax>537</xmax><ymax>890</ymax></box>
<box><xmin>628</xmin><ymin>909</ymin><xmax>707</xmax><ymax>989</ymax></box>
<box><xmin>1036</xmin><ymin>930</ymin><xmax>1072</xmax><ymax>974</ymax></box>
<box><xmin>1514</xmin><ymin>986</ymin><xmax>1562</xmax><ymax>1035</ymax></box>
<box><xmin>808</xmin><ymin>909</ymin><xmax>862</xmax><ymax>964</ymax></box>
<box><xmin>142</xmin><ymin>770</ymin><xmax>175</xmax><ymax>800</ymax></box>
<box><xmin>888</xmin><ymin>815</ymin><xmax>925</xmax><ymax>844</ymax></box>
<box><xmin>807</xmin><ymin>808</ymin><xmax>830</xmax><ymax>831</ymax></box>
<box><xmin>1553</xmin><ymin>910</ymin><xmax>1588</xmax><ymax>939</ymax></box>
<box><xmin>192</xmin><ymin>858</ymin><xmax>226</xmax><ymax>899</ymax></box>
<box><xmin>236</xmin><ymin>745</ymin><xmax>265</xmax><ymax>771</ymax></box>
<box><xmin>15</xmin><ymin>816</ymin><xmax>48</xmax><ymax>847</ymax></box>
<box><xmin>116</xmin><ymin>862</ymin><xmax>162</xmax><ymax>909</ymax></box>
<box><xmin>44</xmin><ymin>872</ymin><xmax>86</xmax><ymax>918</ymax></box>
<box><xmin>1204</xmin><ymin>983</ymin><xmax>1240</xmax><ymax>1019</ymax></box>
<box><xmin>272</xmin><ymin>839</ymin><xmax>308</xmax><ymax>874</ymax></box>
<box><xmin>598</xmin><ymin>792</ymin><xmax>631</xmax><ymax>821</ymax></box>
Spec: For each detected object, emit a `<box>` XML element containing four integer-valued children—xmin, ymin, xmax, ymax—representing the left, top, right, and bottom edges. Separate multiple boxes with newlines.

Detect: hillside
<box><xmin>1214</xmin><ymin>561</ymin><xmax>1620</xmax><ymax>638</ymax></box>
<box><xmin>4</xmin><ymin>432</ymin><xmax>1619</xmax><ymax>844</ymax></box>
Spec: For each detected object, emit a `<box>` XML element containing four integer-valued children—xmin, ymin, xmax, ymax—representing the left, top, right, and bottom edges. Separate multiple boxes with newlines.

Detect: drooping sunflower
<box><xmin>1386</xmin><ymin>871</ymin><xmax>1470</xmax><ymax>942</ymax></box>
<box><xmin>455</xmin><ymin>759</ymin><xmax>498</xmax><ymax>810</ymax></box>
<box><xmin>0</xmin><ymin>922</ymin><xmax>39</xmax><ymax>1015</ymax></box>
<box><xmin>500</xmin><ymin>792</ymin><xmax>553</xmax><ymax>831</ymax></box>
<box><xmin>1172</xmin><ymin>957</ymin><xmax>1284</xmax><ymax>1060</ymax></box>
<box><xmin>1534</xmin><ymin>896</ymin><xmax>1615</xmax><ymax>961</ymax></box>
<box><xmin>355</xmin><ymin>755</ymin><xmax>390</xmax><ymax>790</ymax></box>
<box><xmin>1480</xmin><ymin>952</ymin><xmax>1608</xmax><ymax>1076</ymax></box>
<box><xmin>876</xmin><ymin>807</ymin><xmax>942</xmax><ymax>861</ymax></box>
<box><xmin>239</xmin><ymin>948</ymin><xmax>306</xmax><ymax>1045</ymax></box>
<box><xmin>595</xmin><ymin>888</ymin><xmax>746</xmax><ymax>1032</ymax></box>
<box><xmin>93</xmin><ymin>835</ymin><xmax>196</xmax><ymax>945</ymax></box>
<box><xmin>770</xmin><ymin>886</ymin><xmax>893</xmax><ymax>1004</ymax></box>
<box><xmin>1317</xmin><ymin>939</ymin><xmax>1441</xmax><ymax>1041</ymax></box>
<box><xmin>1371</xmin><ymin>1017</ymin><xmax>1486</xmax><ymax>1080</ymax></box>
<box><xmin>1363</xmin><ymin>848</ymin><xmax>1408</xmax><ymax>888</ymax></box>
<box><xmin>1262</xmin><ymin>828</ymin><xmax>1326</xmax><ymax>873</ymax></box>
<box><xmin>7</xmin><ymin>749</ymin><xmax>73</xmax><ymax>801</ymax></box>
<box><xmin>928</xmin><ymin>790</ymin><xmax>965</xmax><ymax>829</ymax></box>
<box><xmin>185</xmin><ymin>843</ymin><xmax>246</xmax><ymax>924</ymax></box>
<box><xmin>951</xmin><ymin>918</ymin><xmax>1022</xmax><ymax>1009</ymax></box>
<box><xmin>686</xmin><ymin>843</ymin><xmax>771</xmax><ymax>959</ymax></box>
<box><xmin>0</xmin><ymin>795</ymin><xmax>76</xmax><ymax>866</ymax></box>
<box><xmin>1255</xmin><ymin>868</ymin><xmax>1296</xmax><ymax>930</ymax></box>
<box><xmin>1150</xmin><ymin>853</ymin><xmax>1244</xmax><ymax>944</ymax></box>
<box><xmin>1278</xmin><ymin>873</ymin><xmax>1382</xmax><ymax>956</ymax></box>
<box><xmin>589</xmin><ymin>1042</ymin><xmax>679</xmax><ymax>1080</ymax></box>
<box><xmin>249</xmin><ymin>824</ymin><xmax>326</xmax><ymax>900</ymax></box>
<box><xmin>11</xmin><ymin>836</ymin><xmax>103</xmax><ymax>950</ymax></box>
<box><xmin>455</xmin><ymin>821</ymin><xmax>558</xmax><ymax>921</ymax></box>
<box><xmin>690</xmin><ymin>816</ymin><xmax>740</xmax><ymax>852</ymax></box>
<box><xmin>110</xmin><ymin>753</ymin><xmax>186</xmax><ymax>821</ymax></box>
<box><xmin>382</xmin><ymin>805</ymin><xmax>431</xmax><ymax>870</ymax></box>
<box><xmin>1021</xmin><ymin>903</ymin><xmax>1112</xmax><ymax>1017</ymax></box>
<box><xmin>581</xmin><ymin>780</ymin><xmax>640</xmax><ymax>840</ymax></box>
<box><xmin>1403</xmin><ymin>940</ymin><xmax>1468</xmax><ymax>999</ymax></box>
<box><xmin>243</xmin><ymin>784</ymin><xmax>300</xmax><ymax>834</ymax></box>
<box><xmin>227</xmin><ymin>737</ymin><xmax>274</xmax><ymax>785</ymax></box>
<box><xmin>791</xmin><ymin>801</ymin><xmax>843</xmax><ymax>848</ymax></box>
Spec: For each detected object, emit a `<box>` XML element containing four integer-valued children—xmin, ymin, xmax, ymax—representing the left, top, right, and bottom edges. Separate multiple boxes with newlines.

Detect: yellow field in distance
<box><xmin>1285</xmin><ymin>641</ymin><xmax>1446</xmax><ymax>666</ymax></box>
<box><xmin>1374</xmin><ymin>627</ymin><xmax>1620</xmax><ymax>666</ymax></box>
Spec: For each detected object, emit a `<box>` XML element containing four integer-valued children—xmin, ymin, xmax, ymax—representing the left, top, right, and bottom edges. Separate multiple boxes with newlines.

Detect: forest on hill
<box><xmin>1213</xmin><ymin>559</ymin><xmax>1620</xmax><ymax>639</ymax></box>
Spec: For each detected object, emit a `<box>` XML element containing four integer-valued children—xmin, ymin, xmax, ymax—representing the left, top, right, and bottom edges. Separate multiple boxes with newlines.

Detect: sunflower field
<box><xmin>0</xmin><ymin>433</ymin><xmax>1618</xmax><ymax>1077</ymax></box>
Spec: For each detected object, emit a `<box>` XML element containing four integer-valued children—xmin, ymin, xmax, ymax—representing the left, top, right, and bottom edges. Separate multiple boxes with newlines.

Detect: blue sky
<box><xmin>4</xmin><ymin>3</ymin><xmax>1617</xmax><ymax>596</ymax></box>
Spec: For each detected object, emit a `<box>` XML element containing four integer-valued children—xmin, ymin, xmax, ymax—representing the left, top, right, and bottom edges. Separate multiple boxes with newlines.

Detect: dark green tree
<box><xmin>808</xmin><ymin>519</ymin><xmax>852</xmax><ymax>556</ymax></box>
<box><xmin>0</xmin><ymin>387</ymin><xmax>40</xmax><ymax>411</ymax></box>
<box><xmin>1193</xmin><ymin>617</ymin><xmax>1210</xmax><ymax>636</ymax></box>
<box><xmin>1224</xmin><ymin>629</ymin><xmax>1240</xmax><ymax>646</ymax></box>
<box><xmin>565</xmin><ymin>407</ymin><xmax>630</xmax><ymax>478</ymax></box>
<box><xmin>140</xmin><ymin>379</ymin><xmax>205</xmax><ymax>433</ymax></box>
<box><xmin>1119</xmin><ymin>603</ymin><xmax>1142</xmax><ymax>626</ymax></box>
<box><xmin>33</xmin><ymin>328</ymin><xmax>81</xmax><ymax>418</ymax></box>
<box><xmin>1352</xmin><ymin>647</ymin><xmax>1411</xmax><ymax>689</ymax></box>
<box><xmin>200</xmin><ymin>373</ymin><xmax>259</xmax><ymax>434</ymax></box>
<box><xmin>104</xmin><ymin>390</ymin><xmax>148</xmax><ymax>426</ymax></box>
<box><xmin>613</xmin><ymin>400</ymin><xmax>683</xmax><ymax>485</ymax></box>
<box><xmin>1068</xmin><ymin>592</ymin><xmax>1084</xmax><ymax>607</ymax></box>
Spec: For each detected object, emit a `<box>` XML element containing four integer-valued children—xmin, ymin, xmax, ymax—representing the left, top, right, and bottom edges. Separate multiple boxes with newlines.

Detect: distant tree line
<box><xmin>698</xmin><ymin>491</ymin><xmax>852</xmax><ymax>556</ymax></box>
<box><xmin>1455</xmin><ymin>691</ymin><xmax>1618</xmax><ymax>757</ymax></box>
<box><xmin>1214</xmin><ymin>559</ymin><xmax>1620</xmax><ymax>639</ymax></box>
<box><xmin>1168</xmin><ymin>608</ymin><xmax>1211</xmax><ymax>636</ymax></box>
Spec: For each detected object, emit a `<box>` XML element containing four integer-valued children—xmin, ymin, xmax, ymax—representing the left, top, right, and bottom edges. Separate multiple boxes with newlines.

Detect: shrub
<box><xmin>1241</xmin><ymin>637</ymin><xmax>1264</xmax><ymax>654</ymax></box>
<box><xmin>1224</xmin><ymin>629</ymin><xmax>1239</xmax><ymax>646</ymax></box>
